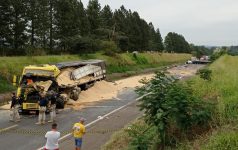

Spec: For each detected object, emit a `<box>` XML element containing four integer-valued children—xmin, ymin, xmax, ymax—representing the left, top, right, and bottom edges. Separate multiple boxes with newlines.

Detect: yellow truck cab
<box><xmin>17</xmin><ymin>60</ymin><xmax>106</xmax><ymax>114</ymax></box>
<box><xmin>17</xmin><ymin>65</ymin><xmax>61</xmax><ymax>114</ymax></box>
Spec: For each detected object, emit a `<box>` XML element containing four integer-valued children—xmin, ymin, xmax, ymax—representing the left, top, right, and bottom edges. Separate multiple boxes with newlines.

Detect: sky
<box><xmin>81</xmin><ymin>0</ymin><xmax>238</xmax><ymax>46</ymax></box>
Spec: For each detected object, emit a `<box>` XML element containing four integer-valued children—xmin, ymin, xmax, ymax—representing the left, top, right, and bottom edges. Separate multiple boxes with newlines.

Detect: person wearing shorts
<box><xmin>72</xmin><ymin>118</ymin><xmax>86</xmax><ymax>150</ymax></box>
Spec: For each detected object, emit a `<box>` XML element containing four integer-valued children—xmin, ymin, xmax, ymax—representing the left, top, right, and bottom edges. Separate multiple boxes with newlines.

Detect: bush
<box><xmin>198</xmin><ymin>68</ymin><xmax>212</xmax><ymax>81</ymax></box>
<box><xmin>100</xmin><ymin>40</ymin><xmax>119</xmax><ymax>56</ymax></box>
<box><xmin>136</xmin><ymin>71</ymin><xmax>213</xmax><ymax>149</ymax></box>
<box><xmin>132</xmin><ymin>54</ymin><xmax>149</xmax><ymax>65</ymax></box>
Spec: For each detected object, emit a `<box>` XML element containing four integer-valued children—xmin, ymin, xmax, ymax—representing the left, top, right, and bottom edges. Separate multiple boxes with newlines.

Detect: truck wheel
<box><xmin>81</xmin><ymin>83</ymin><xmax>90</xmax><ymax>90</ymax></box>
<box><xmin>70</xmin><ymin>87</ymin><xmax>81</xmax><ymax>101</ymax></box>
<box><xmin>56</xmin><ymin>97</ymin><xmax>65</xmax><ymax>109</ymax></box>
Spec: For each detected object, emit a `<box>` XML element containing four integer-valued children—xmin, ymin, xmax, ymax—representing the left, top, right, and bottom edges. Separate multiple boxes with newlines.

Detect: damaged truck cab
<box><xmin>17</xmin><ymin>65</ymin><xmax>62</xmax><ymax>113</ymax></box>
<box><xmin>17</xmin><ymin>60</ymin><xmax>106</xmax><ymax>114</ymax></box>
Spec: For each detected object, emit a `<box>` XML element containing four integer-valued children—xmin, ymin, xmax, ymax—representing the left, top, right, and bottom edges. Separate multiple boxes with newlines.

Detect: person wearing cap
<box><xmin>10</xmin><ymin>92</ymin><xmax>20</xmax><ymax>122</ymax></box>
<box><xmin>36</xmin><ymin>94</ymin><xmax>48</xmax><ymax>125</ymax></box>
<box><xmin>72</xmin><ymin>118</ymin><xmax>86</xmax><ymax>150</ymax></box>
<box><xmin>44</xmin><ymin>123</ymin><xmax>60</xmax><ymax>150</ymax></box>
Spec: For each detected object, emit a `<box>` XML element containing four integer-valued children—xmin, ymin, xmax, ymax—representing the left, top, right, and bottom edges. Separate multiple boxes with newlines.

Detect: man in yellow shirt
<box><xmin>72</xmin><ymin>118</ymin><xmax>86</xmax><ymax>150</ymax></box>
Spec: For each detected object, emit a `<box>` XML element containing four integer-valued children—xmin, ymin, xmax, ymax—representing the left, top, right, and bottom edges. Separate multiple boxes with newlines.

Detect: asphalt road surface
<box><xmin>0</xmin><ymin>88</ymin><xmax>138</xmax><ymax>150</ymax></box>
<box><xmin>60</xmin><ymin>97</ymin><xmax>142</xmax><ymax>150</ymax></box>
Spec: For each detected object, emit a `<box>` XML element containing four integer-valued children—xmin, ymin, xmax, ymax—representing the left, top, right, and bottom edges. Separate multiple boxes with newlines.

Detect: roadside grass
<box><xmin>189</xmin><ymin>55</ymin><xmax>238</xmax><ymax>125</ymax></box>
<box><xmin>201</xmin><ymin>127</ymin><xmax>238</xmax><ymax>150</ymax></box>
<box><xmin>177</xmin><ymin>55</ymin><xmax>238</xmax><ymax>149</ymax></box>
<box><xmin>0</xmin><ymin>76</ymin><xmax>15</xmax><ymax>93</ymax></box>
<box><xmin>101</xmin><ymin>127</ymin><xmax>131</xmax><ymax>150</ymax></box>
<box><xmin>101</xmin><ymin>118</ymin><xmax>160</xmax><ymax>150</ymax></box>
<box><xmin>101</xmin><ymin>119</ymin><xmax>150</xmax><ymax>150</ymax></box>
<box><xmin>0</xmin><ymin>53</ymin><xmax>190</xmax><ymax>93</ymax></box>
<box><xmin>102</xmin><ymin>55</ymin><xmax>238</xmax><ymax>150</ymax></box>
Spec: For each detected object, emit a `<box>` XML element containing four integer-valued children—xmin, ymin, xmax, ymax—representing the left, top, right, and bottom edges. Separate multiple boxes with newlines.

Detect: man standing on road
<box><xmin>44</xmin><ymin>123</ymin><xmax>60</xmax><ymax>150</ymax></box>
<box><xmin>72</xmin><ymin>118</ymin><xmax>86</xmax><ymax>150</ymax></box>
<box><xmin>10</xmin><ymin>92</ymin><xmax>20</xmax><ymax>122</ymax></box>
<box><xmin>36</xmin><ymin>94</ymin><xmax>48</xmax><ymax>125</ymax></box>
<box><xmin>48</xmin><ymin>93</ymin><xmax>57</xmax><ymax>123</ymax></box>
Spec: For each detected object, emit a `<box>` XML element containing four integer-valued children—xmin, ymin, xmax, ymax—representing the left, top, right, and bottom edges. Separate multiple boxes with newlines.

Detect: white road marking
<box><xmin>0</xmin><ymin>124</ymin><xmax>18</xmax><ymax>133</ymax></box>
<box><xmin>113</xmin><ymin>97</ymin><xmax>121</xmax><ymax>100</ymax></box>
<box><xmin>37</xmin><ymin>93</ymin><xmax>150</xmax><ymax>150</ymax></box>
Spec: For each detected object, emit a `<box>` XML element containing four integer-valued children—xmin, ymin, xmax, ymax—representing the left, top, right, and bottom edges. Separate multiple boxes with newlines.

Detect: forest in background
<box><xmin>0</xmin><ymin>0</ymin><xmax>208</xmax><ymax>56</ymax></box>
<box><xmin>0</xmin><ymin>0</ymin><xmax>164</xmax><ymax>56</ymax></box>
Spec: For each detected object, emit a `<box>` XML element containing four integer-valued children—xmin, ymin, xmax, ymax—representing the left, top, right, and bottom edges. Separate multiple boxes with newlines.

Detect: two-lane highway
<box><xmin>0</xmin><ymin>88</ymin><xmax>137</xmax><ymax>150</ymax></box>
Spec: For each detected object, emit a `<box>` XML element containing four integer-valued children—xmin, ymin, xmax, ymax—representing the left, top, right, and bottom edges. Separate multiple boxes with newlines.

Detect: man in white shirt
<box><xmin>44</xmin><ymin>123</ymin><xmax>60</xmax><ymax>150</ymax></box>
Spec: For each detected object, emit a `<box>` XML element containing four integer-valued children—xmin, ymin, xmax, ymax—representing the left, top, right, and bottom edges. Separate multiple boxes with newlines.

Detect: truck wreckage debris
<box><xmin>16</xmin><ymin>60</ymin><xmax>106</xmax><ymax>114</ymax></box>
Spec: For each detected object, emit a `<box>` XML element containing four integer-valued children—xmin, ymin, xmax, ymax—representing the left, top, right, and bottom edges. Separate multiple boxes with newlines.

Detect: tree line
<box><xmin>1</xmin><ymin>0</ymin><xmax>194</xmax><ymax>56</ymax></box>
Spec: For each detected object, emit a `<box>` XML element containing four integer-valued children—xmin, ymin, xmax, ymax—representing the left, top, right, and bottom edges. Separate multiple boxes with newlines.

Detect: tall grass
<box><xmin>202</xmin><ymin>128</ymin><xmax>238</xmax><ymax>150</ymax></box>
<box><xmin>190</xmin><ymin>55</ymin><xmax>238</xmax><ymax>124</ymax></box>
<box><xmin>180</xmin><ymin>55</ymin><xmax>238</xmax><ymax>149</ymax></box>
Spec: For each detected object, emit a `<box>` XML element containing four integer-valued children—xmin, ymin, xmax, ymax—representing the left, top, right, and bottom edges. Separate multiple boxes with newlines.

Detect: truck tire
<box><xmin>56</xmin><ymin>96</ymin><xmax>65</xmax><ymax>109</ymax></box>
<box><xmin>70</xmin><ymin>87</ymin><xmax>81</xmax><ymax>101</ymax></box>
<box><xmin>81</xmin><ymin>83</ymin><xmax>89</xmax><ymax>90</ymax></box>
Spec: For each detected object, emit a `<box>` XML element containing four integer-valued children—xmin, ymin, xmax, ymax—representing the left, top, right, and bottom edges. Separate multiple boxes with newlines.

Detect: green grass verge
<box><xmin>102</xmin><ymin>55</ymin><xmax>238</xmax><ymax>150</ymax></box>
<box><xmin>101</xmin><ymin>119</ymin><xmax>159</xmax><ymax>150</ymax></box>
<box><xmin>101</xmin><ymin>119</ymin><xmax>145</xmax><ymax>150</ymax></box>
<box><xmin>101</xmin><ymin>127</ymin><xmax>131</xmax><ymax>150</ymax></box>
<box><xmin>177</xmin><ymin>55</ymin><xmax>238</xmax><ymax>149</ymax></box>
<box><xmin>189</xmin><ymin>55</ymin><xmax>238</xmax><ymax>124</ymax></box>
<box><xmin>0</xmin><ymin>76</ymin><xmax>15</xmax><ymax>93</ymax></box>
<box><xmin>0</xmin><ymin>53</ymin><xmax>190</xmax><ymax>93</ymax></box>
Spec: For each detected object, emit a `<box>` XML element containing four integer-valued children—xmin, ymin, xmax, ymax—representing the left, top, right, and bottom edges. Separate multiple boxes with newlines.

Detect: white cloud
<box><xmin>81</xmin><ymin>0</ymin><xmax>238</xmax><ymax>46</ymax></box>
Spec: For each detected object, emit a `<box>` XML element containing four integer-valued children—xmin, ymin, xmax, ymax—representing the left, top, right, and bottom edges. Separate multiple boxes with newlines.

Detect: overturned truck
<box><xmin>17</xmin><ymin>60</ymin><xmax>106</xmax><ymax>114</ymax></box>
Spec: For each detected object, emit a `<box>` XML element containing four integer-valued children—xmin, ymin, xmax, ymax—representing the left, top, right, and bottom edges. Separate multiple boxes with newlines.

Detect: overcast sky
<box><xmin>81</xmin><ymin>0</ymin><xmax>238</xmax><ymax>46</ymax></box>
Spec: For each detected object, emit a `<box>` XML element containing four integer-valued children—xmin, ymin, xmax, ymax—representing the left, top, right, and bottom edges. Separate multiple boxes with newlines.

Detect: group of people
<box><xmin>10</xmin><ymin>92</ymin><xmax>86</xmax><ymax>150</ymax></box>
<box><xmin>44</xmin><ymin>118</ymin><xmax>85</xmax><ymax>150</ymax></box>
<box><xmin>10</xmin><ymin>92</ymin><xmax>57</xmax><ymax>124</ymax></box>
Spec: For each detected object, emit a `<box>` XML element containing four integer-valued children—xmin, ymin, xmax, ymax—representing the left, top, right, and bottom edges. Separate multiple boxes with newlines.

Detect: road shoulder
<box><xmin>60</xmin><ymin>101</ymin><xmax>142</xmax><ymax>150</ymax></box>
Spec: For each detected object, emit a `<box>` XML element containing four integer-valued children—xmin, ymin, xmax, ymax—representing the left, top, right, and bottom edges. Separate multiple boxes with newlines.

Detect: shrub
<box><xmin>100</xmin><ymin>40</ymin><xmax>119</xmax><ymax>56</ymax></box>
<box><xmin>136</xmin><ymin>71</ymin><xmax>213</xmax><ymax>149</ymax></box>
<box><xmin>132</xmin><ymin>54</ymin><xmax>149</xmax><ymax>65</ymax></box>
<box><xmin>198</xmin><ymin>68</ymin><xmax>212</xmax><ymax>81</ymax></box>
